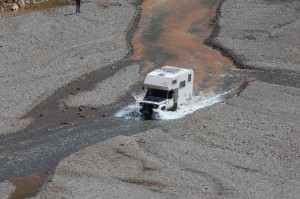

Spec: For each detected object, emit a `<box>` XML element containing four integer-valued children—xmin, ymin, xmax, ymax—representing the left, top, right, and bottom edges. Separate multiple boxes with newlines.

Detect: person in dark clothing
<box><xmin>75</xmin><ymin>0</ymin><xmax>81</xmax><ymax>13</ymax></box>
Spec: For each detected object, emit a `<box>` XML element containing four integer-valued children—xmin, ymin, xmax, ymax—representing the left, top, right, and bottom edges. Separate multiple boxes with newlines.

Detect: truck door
<box><xmin>165</xmin><ymin>90</ymin><xmax>175</xmax><ymax>110</ymax></box>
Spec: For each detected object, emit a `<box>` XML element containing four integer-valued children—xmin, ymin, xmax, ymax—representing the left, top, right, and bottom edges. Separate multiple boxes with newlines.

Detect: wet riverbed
<box><xmin>1</xmin><ymin>0</ymin><xmax>299</xmax><ymax>198</ymax></box>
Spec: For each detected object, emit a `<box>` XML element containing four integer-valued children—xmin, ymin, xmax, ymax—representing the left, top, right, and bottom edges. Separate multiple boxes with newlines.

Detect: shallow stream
<box><xmin>117</xmin><ymin>0</ymin><xmax>252</xmax><ymax>120</ymax></box>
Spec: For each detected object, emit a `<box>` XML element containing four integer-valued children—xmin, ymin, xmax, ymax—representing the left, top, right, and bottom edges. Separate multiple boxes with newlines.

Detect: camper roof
<box><xmin>148</xmin><ymin>66</ymin><xmax>191</xmax><ymax>78</ymax></box>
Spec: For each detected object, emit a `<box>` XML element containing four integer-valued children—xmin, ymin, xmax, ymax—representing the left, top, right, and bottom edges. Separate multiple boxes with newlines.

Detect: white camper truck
<box><xmin>140</xmin><ymin>66</ymin><xmax>194</xmax><ymax>119</ymax></box>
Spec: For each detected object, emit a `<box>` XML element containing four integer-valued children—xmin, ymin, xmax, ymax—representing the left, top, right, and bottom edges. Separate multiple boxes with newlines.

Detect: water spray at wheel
<box><xmin>116</xmin><ymin>66</ymin><xmax>227</xmax><ymax>120</ymax></box>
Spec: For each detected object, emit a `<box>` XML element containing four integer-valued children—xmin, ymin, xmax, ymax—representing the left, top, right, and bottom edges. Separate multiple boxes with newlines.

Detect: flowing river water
<box><xmin>117</xmin><ymin>0</ymin><xmax>253</xmax><ymax>120</ymax></box>
<box><xmin>3</xmin><ymin>0</ymin><xmax>297</xmax><ymax>198</ymax></box>
<box><xmin>132</xmin><ymin>0</ymin><xmax>248</xmax><ymax>95</ymax></box>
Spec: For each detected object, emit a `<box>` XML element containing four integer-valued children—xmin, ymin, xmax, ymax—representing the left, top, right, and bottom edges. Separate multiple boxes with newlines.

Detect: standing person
<box><xmin>75</xmin><ymin>0</ymin><xmax>81</xmax><ymax>13</ymax></box>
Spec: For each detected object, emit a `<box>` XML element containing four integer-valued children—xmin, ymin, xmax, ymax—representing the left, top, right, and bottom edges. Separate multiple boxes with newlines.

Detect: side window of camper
<box><xmin>188</xmin><ymin>74</ymin><xmax>192</xmax><ymax>82</ymax></box>
<box><xmin>172</xmin><ymin>80</ymin><xmax>177</xmax><ymax>85</ymax></box>
<box><xmin>179</xmin><ymin>81</ymin><xmax>186</xmax><ymax>88</ymax></box>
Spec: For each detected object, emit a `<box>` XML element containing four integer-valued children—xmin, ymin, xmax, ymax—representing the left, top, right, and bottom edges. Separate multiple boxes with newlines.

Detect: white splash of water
<box><xmin>115</xmin><ymin>93</ymin><xmax>227</xmax><ymax>120</ymax></box>
<box><xmin>153</xmin><ymin>93</ymin><xmax>225</xmax><ymax>120</ymax></box>
<box><xmin>115</xmin><ymin>103</ymin><xmax>142</xmax><ymax>120</ymax></box>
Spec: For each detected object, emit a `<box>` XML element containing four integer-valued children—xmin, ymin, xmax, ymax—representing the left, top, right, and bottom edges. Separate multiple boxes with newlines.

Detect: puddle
<box><xmin>1</xmin><ymin>0</ymin><xmax>67</xmax><ymax>16</ymax></box>
<box><xmin>97</xmin><ymin>2</ymin><xmax>121</xmax><ymax>9</ymax></box>
<box><xmin>9</xmin><ymin>173</ymin><xmax>49</xmax><ymax>199</ymax></box>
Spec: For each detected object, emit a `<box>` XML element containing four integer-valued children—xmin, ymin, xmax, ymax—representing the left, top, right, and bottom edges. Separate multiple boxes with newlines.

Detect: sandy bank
<box><xmin>0</xmin><ymin>0</ymin><xmax>138</xmax><ymax>135</ymax></box>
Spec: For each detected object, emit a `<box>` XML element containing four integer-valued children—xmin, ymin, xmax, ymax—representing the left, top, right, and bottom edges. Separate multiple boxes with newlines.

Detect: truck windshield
<box><xmin>144</xmin><ymin>89</ymin><xmax>168</xmax><ymax>102</ymax></box>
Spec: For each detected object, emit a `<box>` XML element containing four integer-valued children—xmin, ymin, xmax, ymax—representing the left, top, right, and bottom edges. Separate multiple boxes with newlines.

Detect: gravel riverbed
<box><xmin>211</xmin><ymin>0</ymin><xmax>300</xmax><ymax>73</ymax></box>
<box><xmin>0</xmin><ymin>0</ymin><xmax>137</xmax><ymax>135</ymax></box>
<box><xmin>34</xmin><ymin>81</ymin><xmax>300</xmax><ymax>199</ymax></box>
<box><xmin>1</xmin><ymin>0</ymin><xmax>299</xmax><ymax>198</ymax></box>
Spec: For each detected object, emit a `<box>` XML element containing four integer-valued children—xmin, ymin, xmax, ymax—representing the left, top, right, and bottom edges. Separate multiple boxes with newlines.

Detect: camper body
<box><xmin>140</xmin><ymin>66</ymin><xmax>194</xmax><ymax>119</ymax></box>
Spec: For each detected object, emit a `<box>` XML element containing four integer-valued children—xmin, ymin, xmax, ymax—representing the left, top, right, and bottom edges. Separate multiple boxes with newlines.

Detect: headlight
<box><xmin>139</xmin><ymin>102</ymin><xmax>143</xmax><ymax>106</ymax></box>
<box><xmin>154</xmin><ymin>104</ymin><xmax>159</xmax><ymax>108</ymax></box>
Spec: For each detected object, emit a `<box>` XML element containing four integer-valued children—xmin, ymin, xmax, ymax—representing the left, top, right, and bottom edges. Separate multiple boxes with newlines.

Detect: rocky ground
<box><xmin>0</xmin><ymin>0</ymin><xmax>136</xmax><ymax>135</ymax></box>
<box><xmin>1</xmin><ymin>0</ymin><xmax>299</xmax><ymax>198</ymax></box>
<box><xmin>34</xmin><ymin>82</ymin><xmax>300</xmax><ymax>199</ymax></box>
<box><xmin>210</xmin><ymin>0</ymin><xmax>300</xmax><ymax>73</ymax></box>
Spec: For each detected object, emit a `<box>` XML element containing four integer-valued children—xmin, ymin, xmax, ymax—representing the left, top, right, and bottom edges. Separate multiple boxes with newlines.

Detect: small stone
<box><xmin>10</xmin><ymin>3</ymin><xmax>19</xmax><ymax>11</ymax></box>
<box><xmin>16</xmin><ymin>0</ymin><xmax>25</xmax><ymax>8</ymax></box>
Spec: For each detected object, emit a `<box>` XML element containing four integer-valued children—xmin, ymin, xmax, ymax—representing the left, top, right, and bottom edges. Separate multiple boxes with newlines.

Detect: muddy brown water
<box><xmin>132</xmin><ymin>0</ymin><xmax>252</xmax><ymax>95</ymax></box>
<box><xmin>9</xmin><ymin>173</ymin><xmax>48</xmax><ymax>199</ymax></box>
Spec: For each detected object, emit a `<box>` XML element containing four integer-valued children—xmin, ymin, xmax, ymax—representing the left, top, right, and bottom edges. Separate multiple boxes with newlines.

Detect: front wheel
<box><xmin>171</xmin><ymin>103</ymin><xmax>177</xmax><ymax>111</ymax></box>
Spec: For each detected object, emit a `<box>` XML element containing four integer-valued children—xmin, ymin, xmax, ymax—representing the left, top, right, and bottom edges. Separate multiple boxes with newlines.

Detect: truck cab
<box><xmin>139</xmin><ymin>66</ymin><xmax>194</xmax><ymax>119</ymax></box>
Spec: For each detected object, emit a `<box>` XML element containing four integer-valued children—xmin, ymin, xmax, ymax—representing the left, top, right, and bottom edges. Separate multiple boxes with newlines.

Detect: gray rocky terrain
<box><xmin>62</xmin><ymin>64</ymin><xmax>142</xmax><ymax>108</ymax></box>
<box><xmin>0</xmin><ymin>181</ymin><xmax>15</xmax><ymax>199</ymax></box>
<box><xmin>35</xmin><ymin>82</ymin><xmax>300</xmax><ymax>199</ymax></box>
<box><xmin>0</xmin><ymin>0</ymin><xmax>136</xmax><ymax>135</ymax></box>
<box><xmin>211</xmin><ymin>0</ymin><xmax>300</xmax><ymax>73</ymax></box>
